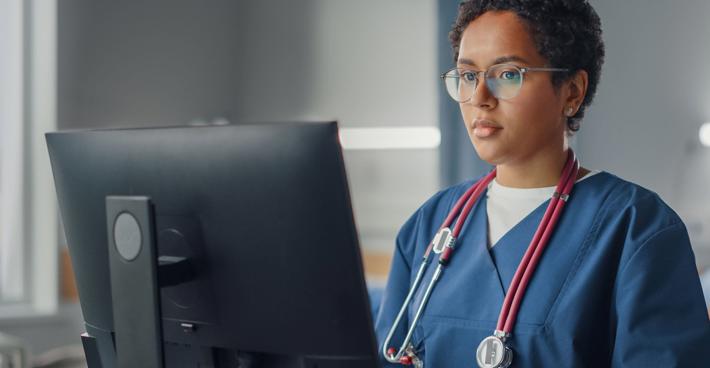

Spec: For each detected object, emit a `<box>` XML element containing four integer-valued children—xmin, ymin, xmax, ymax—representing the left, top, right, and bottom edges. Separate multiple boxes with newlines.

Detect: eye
<box><xmin>461</xmin><ymin>71</ymin><xmax>477</xmax><ymax>83</ymax></box>
<box><xmin>495</xmin><ymin>68</ymin><xmax>521</xmax><ymax>81</ymax></box>
<box><xmin>502</xmin><ymin>71</ymin><xmax>518</xmax><ymax>79</ymax></box>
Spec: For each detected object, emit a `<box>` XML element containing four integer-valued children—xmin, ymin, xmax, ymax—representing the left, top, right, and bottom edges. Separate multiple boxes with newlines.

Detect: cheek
<box><xmin>459</xmin><ymin>104</ymin><xmax>478</xmax><ymax>133</ymax></box>
<box><xmin>459</xmin><ymin>103</ymin><xmax>473</xmax><ymax>124</ymax></box>
<box><xmin>513</xmin><ymin>87</ymin><xmax>563</xmax><ymax>127</ymax></box>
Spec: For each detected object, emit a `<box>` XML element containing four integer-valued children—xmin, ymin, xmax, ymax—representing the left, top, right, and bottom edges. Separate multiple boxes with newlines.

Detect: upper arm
<box><xmin>611</xmin><ymin>222</ymin><xmax>710</xmax><ymax>367</ymax></box>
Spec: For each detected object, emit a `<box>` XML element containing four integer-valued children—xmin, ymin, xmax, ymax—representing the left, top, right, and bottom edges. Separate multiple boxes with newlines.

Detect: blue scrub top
<box><xmin>375</xmin><ymin>171</ymin><xmax>710</xmax><ymax>367</ymax></box>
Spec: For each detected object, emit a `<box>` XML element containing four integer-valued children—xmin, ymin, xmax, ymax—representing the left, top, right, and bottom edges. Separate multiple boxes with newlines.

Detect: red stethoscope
<box><xmin>382</xmin><ymin>150</ymin><xmax>580</xmax><ymax>368</ymax></box>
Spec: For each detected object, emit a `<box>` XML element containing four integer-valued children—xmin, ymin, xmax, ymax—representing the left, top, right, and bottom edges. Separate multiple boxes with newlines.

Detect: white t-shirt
<box><xmin>486</xmin><ymin>170</ymin><xmax>601</xmax><ymax>248</ymax></box>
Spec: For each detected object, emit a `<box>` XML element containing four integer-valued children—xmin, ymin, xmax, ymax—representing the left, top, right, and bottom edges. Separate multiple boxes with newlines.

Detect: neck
<box><xmin>495</xmin><ymin>145</ymin><xmax>571</xmax><ymax>188</ymax></box>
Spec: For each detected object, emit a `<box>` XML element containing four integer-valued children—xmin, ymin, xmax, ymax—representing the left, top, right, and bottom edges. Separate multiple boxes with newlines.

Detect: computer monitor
<box><xmin>46</xmin><ymin>122</ymin><xmax>380</xmax><ymax>368</ymax></box>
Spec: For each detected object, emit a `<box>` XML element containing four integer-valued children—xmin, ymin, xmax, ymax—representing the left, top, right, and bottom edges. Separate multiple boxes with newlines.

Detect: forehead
<box><xmin>457</xmin><ymin>11</ymin><xmax>545</xmax><ymax>67</ymax></box>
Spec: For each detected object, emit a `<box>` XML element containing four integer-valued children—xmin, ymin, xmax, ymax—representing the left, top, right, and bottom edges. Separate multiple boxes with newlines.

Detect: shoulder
<box><xmin>592</xmin><ymin>171</ymin><xmax>682</xmax><ymax>227</ymax></box>
<box><xmin>397</xmin><ymin>177</ymin><xmax>476</xmax><ymax>235</ymax></box>
<box><xmin>419</xmin><ymin>178</ymin><xmax>479</xmax><ymax>217</ymax></box>
<box><xmin>394</xmin><ymin>176</ymin><xmax>484</xmax><ymax>264</ymax></box>
<box><xmin>587</xmin><ymin>171</ymin><xmax>688</xmax><ymax>262</ymax></box>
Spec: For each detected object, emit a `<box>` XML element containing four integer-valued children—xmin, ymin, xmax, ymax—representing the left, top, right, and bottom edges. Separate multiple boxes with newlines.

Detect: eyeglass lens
<box><xmin>444</xmin><ymin>64</ymin><xmax>523</xmax><ymax>102</ymax></box>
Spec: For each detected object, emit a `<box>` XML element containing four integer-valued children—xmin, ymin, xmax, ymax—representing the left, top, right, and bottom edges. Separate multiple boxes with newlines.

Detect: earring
<box><xmin>566</xmin><ymin>107</ymin><xmax>574</xmax><ymax>117</ymax></box>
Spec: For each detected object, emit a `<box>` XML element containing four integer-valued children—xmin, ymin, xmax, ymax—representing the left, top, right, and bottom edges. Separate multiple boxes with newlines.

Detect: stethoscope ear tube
<box><xmin>381</xmin><ymin>257</ymin><xmax>431</xmax><ymax>363</ymax></box>
<box><xmin>382</xmin><ymin>183</ymin><xmax>486</xmax><ymax>363</ymax></box>
<box><xmin>382</xmin><ymin>172</ymin><xmax>494</xmax><ymax>364</ymax></box>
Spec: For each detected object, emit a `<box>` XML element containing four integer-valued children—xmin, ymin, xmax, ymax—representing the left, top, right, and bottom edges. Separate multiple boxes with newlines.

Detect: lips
<box><xmin>472</xmin><ymin>118</ymin><xmax>502</xmax><ymax>139</ymax></box>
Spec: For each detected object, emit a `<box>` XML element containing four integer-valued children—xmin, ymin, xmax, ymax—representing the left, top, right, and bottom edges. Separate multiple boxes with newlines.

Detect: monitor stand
<box><xmin>106</xmin><ymin>196</ymin><xmax>164</xmax><ymax>368</ymax></box>
<box><xmin>81</xmin><ymin>196</ymin><xmax>208</xmax><ymax>368</ymax></box>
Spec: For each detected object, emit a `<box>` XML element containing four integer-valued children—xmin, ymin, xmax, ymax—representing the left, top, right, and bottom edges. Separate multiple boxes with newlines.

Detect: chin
<box><xmin>470</xmin><ymin>138</ymin><xmax>505</xmax><ymax>166</ymax></box>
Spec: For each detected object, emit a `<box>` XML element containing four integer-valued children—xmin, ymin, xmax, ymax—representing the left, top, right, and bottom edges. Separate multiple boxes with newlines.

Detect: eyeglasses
<box><xmin>441</xmin><ymin>64</ymin><xmax>569</xmax><ymax>102</ymax></box>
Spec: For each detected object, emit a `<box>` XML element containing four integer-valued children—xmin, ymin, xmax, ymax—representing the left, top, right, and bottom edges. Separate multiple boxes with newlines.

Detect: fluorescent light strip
<box><xmin>700</xmin><ymin>122</ymin><xmax>710</xmax><ymax>147</ymax></box>
<box><xmin>339</xmin><ymin>126</ymin><xmax>441</xmax><ymax>150</ymax></box>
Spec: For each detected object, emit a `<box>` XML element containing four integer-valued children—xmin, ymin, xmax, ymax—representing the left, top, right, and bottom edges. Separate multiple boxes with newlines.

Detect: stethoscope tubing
<box><xmin>497</xmin><ymin>151</ymin><xmax>579</xmax><ymax>332</ymax></box>
<box><xmin>383</xmin><ymin>151</ymin><xmax>579</xmax><ymax>364</ymax></box>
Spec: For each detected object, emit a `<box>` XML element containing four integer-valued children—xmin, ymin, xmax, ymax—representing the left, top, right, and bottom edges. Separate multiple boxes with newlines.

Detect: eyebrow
<box><xmin>457</xmin><ymin>55</ymin><xmax>530</xmax><ymax>67</ymax></box>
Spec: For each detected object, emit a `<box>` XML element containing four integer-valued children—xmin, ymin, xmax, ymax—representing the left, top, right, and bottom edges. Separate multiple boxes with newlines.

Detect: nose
<box><xmin>466</xmin><ymin>74</ymin><xmax>498</xmax><ymax>110</ymax></box>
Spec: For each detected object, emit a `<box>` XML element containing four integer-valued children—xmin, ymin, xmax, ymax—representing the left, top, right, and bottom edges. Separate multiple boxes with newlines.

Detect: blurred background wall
<box><xmin>580</xmin><ymin>0</ymin><xmax>710</xmax><ymax>270</ymax></box>
<box><xmin>57</xmin><ymin>0</ymin><xmax>440</xmax><ymax>262</ymax></box>
<box><xmin>1</xmin><ymin>0</ymin><xmax>709</xmax><ymax>363</ymax></box>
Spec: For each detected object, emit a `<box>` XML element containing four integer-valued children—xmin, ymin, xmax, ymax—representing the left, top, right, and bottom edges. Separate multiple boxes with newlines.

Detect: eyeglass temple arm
<box><xmin>521</xmin><ymin>67</ymin><xmax>570</xmax><ymax>72</ymax></box>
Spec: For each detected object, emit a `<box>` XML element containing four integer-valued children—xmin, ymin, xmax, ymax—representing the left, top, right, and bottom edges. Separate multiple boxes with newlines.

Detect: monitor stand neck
<box><xmin>106</xmin><ymin>195</ymin><xmax>164</xmax><ymax>368</ymax></box>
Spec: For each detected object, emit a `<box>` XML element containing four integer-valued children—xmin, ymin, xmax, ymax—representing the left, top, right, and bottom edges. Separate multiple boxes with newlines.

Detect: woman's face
<box><xmin>457</xmin><ymin>11</ymin><xmax>570</xmax><ymax>166</ymax></box>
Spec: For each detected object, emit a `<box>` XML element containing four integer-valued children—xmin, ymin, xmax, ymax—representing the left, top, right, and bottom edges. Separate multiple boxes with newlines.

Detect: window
<box><xmin>0</xmin><ymin>0</ymin><xmax>58</xmax><ymax>315</ymax></box>
<box><xmin>0</xmin><ymin>0</ymin><xmax>25</xmax><ymax>304</ymax></box>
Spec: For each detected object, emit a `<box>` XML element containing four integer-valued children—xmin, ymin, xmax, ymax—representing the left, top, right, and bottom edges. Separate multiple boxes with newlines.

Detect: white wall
<box><xmin>582</xmin><ymin>0</ymin><xmax>710</xmax><ymax>267</ymax></box>
<box><xmin>58</xmin><ymin>0</ymin><xmax>316</xmax><ymax>127</ymax></box>
<box><xmin>308</xmin><ymin>0</ymin><xmax>439</xmax><ymax>253</ymax></box>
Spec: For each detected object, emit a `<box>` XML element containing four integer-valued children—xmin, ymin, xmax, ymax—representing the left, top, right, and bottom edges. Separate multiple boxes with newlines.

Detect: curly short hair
<box><xmin>449</xmin><ymin>0</ymin><xmax>605</xmax><ymax>132</ymax></box>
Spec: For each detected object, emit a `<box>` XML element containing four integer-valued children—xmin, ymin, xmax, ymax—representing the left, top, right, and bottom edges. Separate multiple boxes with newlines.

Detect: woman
<box><xmin>375</xmin><ymin>1</ymin><xmax>710</xmax><ymax>367</ymax></box>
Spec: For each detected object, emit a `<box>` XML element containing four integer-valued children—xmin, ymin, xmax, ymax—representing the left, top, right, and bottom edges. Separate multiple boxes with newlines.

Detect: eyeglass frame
<box><xmin>440</xmin><ymin>64</ymin><xmax>570</xmax><ymax>102</ymax></box>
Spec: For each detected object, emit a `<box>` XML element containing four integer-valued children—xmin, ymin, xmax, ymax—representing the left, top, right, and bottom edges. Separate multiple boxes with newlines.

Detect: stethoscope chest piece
<box><xmin>476</xmin><ymin>335</ymin><xmax>513</xmax><ymax>368</ymax></box>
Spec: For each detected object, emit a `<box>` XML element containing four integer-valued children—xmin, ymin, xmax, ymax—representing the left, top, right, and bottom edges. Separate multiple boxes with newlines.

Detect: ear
<box><xmin>563</xmin><ymin>70</ymin><xmax>589</xmax><ymax>116</ymax></box>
